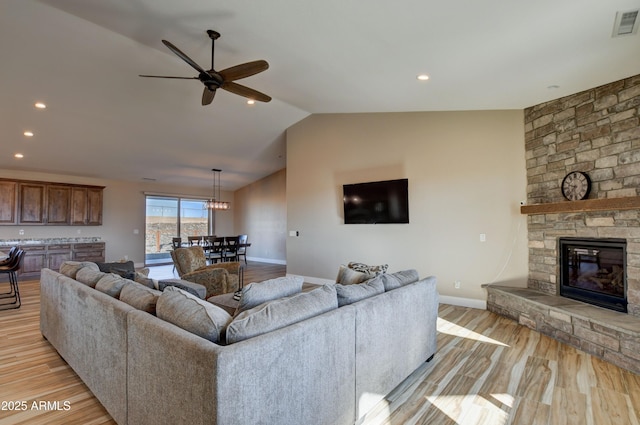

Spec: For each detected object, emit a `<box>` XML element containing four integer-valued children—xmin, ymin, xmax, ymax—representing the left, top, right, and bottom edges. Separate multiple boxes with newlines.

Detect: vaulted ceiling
<box><xmin>2</xmin><ymin>0</ymin><xmax>639</xmax><ymax>190</ymax></box>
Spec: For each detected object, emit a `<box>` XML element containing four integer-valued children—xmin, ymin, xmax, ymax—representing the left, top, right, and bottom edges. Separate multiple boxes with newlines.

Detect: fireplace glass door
<box><xmin>559</xmin><ymin>238</ymin><xmax>627</xmax><ymax>313</ymax></box>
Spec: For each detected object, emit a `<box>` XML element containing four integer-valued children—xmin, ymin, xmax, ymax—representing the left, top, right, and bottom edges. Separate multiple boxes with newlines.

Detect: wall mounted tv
<box><xmin>343</xmin><ymin>178</ymin><xmax>409</xmax><ymax>224</ymax></box>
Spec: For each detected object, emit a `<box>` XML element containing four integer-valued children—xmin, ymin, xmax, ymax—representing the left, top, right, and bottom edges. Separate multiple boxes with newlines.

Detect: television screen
<box><xmin>343</xmin><ymin>179</ymin><xmax>409</xmax><ymax>224</ymax></box>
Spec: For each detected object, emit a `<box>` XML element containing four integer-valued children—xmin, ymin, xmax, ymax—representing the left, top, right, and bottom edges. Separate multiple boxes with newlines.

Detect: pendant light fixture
<box><xmin>204</xmin><ymin>168</ymin><xmax>230</xmax><ymax>210</ymax></box>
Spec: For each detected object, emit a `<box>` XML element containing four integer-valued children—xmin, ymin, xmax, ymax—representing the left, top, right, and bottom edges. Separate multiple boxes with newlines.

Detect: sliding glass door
<box><xmin>145</xmin><ymin>196</ymin><xmax>210</xmax><ymax>265</ymax></box>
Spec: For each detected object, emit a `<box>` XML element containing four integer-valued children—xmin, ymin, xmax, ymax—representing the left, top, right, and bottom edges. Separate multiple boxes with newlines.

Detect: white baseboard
<box><xmin>247</xmin><ymin>256</ymin><xmax>287</xmax><ymax>265</ymax></box>
<box><xmin>439</xmin><ymin>295</ymin><xmax>487</xmax><ymax>310</ymax></box>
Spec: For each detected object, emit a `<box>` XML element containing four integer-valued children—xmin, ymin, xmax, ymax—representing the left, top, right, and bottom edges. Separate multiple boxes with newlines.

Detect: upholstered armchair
<box><xmin>170</xmin><ymin>246</ymin><xmax>241</xmax><ymax>298</ymax></box>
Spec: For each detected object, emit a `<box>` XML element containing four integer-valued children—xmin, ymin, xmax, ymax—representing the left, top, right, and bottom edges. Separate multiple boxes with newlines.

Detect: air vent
<box><xmin>612</xmin><ymin>9</ymin><xmax>639</xmax><ymax>37</ymax></box>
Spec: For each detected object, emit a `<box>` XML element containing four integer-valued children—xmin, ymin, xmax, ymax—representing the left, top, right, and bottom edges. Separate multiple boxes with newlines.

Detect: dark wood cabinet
<box><xmin>47</xmin><ymin>244</ymin><xmax>73</xmax><ymax>270</ymax></box>
<box><xmin>72</xmin><ymin>242</ymin><xmax>105</xmax><ymax>262</ymax></box>
<box><xmin>0</xmin><ymin>178</ymin><xmax>104</xmax><ymax>226</ymax></box>
<box><xmin>18</xmin><ymin>183</ymin><xmax>46</xmax><ymax>224</ymax></box>
<box><xmin>47</xmin><ymin>185</ymin><xmax>72</xmax><ymax>225</ymax></box>
<box><xmin>0</xmin><ymin>181</ymin><xmax>17</xmax><ymax>224</ymax></box>
<box><xmin>19</xmin><ymin>245</ymin><xmax>47</xmax><ymax>278</ymax></box>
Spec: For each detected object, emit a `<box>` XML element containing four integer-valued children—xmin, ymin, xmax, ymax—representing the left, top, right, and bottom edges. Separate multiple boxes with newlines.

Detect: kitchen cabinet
<box><xmin>12</xmin><ymin>242</ymin><xmax>105</xmax><ymax>279</ymax></box>
<box><xmin>0</xmin><ymin>178</ymin><xmax>104</xmax><ymax>226</ymax></box>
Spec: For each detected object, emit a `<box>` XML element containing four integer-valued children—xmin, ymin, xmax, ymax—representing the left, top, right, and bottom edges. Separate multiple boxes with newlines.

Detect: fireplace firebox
<box><xmin>559</xmin><ymin>237</ymin><xmax>627</xmax><ymax>313</ymax></box>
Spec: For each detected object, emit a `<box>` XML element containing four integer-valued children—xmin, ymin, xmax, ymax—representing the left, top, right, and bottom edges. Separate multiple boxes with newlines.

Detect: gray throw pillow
<box><xmin>381</xmin><ymin>269</ymin><xmax>420</xmax><ymax>291</ymax></box>
<box><xmin>226</xmin><ymin>284</ymin><xmax>338</xmax><ymax>344</ymax></box>
<box><xmin>95</xmin><ymin>273</ymin><xmax>130</xmax><ymax>298</ymax></box>
<box><xmin>335</xmin><ymin>275</ymin><xmax>384</xmax><ymax>306</ymax></box>
<box><xmin>235</xmin><ymin>276</ymin><xmax>304</xmax><ymax>315</ymax></box>
<box><xmin>157</xmin><ymin>287</ymin><xmax>232</xmax><ymax>344</ymax></box>
<box><xmin>120</xmin><ymin>283</ymin><xmax>162</xmax><ymax>315</ymax></box>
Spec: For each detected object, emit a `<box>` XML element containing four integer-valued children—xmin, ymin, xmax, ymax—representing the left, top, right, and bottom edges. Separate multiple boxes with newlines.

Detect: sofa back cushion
<box><xmin>120</xmin><ymin>283</ymin><xmax>162</xmax><ymax>315</ymax></box>
<box><xmin>156</xmin><ymin>286</ymin><xmax>232</xmax><ymax>343</ymax></box>
<box><xmin>381</xmin><ymin>269</ymin><xmax>420</xmax><ymax>291</ymax></box>
<box><xmin>95</xmin><ymin>273</ymin><xmax>130</xmax><ymax>298</ymax></box>
<box><xmin>59</xmin><ymin>261</ymin><xmax>100</xmax><ymax>279</ymax></box>
<box><xmin>76</xmin><ymin>267</ymin><xmax>107</xmax><ymax>288</ymax></box>
<box><xmin>235</xmin><ymin>276</ymin><xmax>304</xmax><ymax>315</ymax></box>
<box><xmin>226</xmin><ymin>284</ymin><xmax>338</xmax><ymax>344</ymax></box>
<box><xmin>335</xmin><ymin>275</ymin><xmax>384</xmax><ymax>306</ymax></box>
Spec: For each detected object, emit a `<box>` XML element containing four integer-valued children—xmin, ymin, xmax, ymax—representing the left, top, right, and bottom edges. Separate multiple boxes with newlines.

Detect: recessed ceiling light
<box><xmin>247</xmin><ymin>99</ymin><xmax>256</xmax><ymax>105</ymax></box>
<box><xmin>417</xmin><ymin>74</ymin><xmax>430</xmax><ymax>81</ymax></box>
<box><xmin>23</xmin><ymin>131</ymin><xmax>34</xmax><ymax>137</ymax></box>
<box><xmin>14</xmin><ymin>153</ymin><xmax>24</xmax><ymax>159</ymax></box>
<box><xmin>34</xmin><ymin>102</ymin><xmax>46</xmax><ymax>109</ymax></box>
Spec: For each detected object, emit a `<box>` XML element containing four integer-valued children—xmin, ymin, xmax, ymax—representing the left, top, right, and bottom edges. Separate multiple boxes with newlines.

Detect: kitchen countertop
<box><xmin>0</xmin><ymin>237</ymin><xmax>103</xmax><ymax>247</ymax></box>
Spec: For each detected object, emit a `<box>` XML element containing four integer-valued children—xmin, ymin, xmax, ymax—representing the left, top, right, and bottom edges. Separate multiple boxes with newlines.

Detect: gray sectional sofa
<box><xmin>40</xmin><ymin>263</ymin><xmax>439</xmax><ymax>425</ymax></box>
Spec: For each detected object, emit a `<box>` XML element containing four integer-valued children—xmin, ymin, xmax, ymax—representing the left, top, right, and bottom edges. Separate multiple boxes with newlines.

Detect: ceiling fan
<box><xmin>140</xmin><ymin>30</ymin><xmax>271</xmax><ymax>105</ymax></box>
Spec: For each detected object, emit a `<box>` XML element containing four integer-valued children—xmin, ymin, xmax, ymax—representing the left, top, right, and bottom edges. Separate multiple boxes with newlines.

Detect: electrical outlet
<box><xmin>479</xmin><ymin>233</ymin><xmax>486</xmax><ymax>242</ymax></box>
<box><xmin>454</xmin><ymin>281</ymin><xmax>461</xmax><ymax>289</ymax></box>
<box><xmin>18</xmin><ymin>229</ymin><xmax>24</xmax><ymax>235</ymax></box>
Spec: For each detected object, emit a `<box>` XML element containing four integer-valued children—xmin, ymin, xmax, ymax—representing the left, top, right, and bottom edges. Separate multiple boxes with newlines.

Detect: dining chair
<box><xmin>223</xmin><ymin>236</ymin><xmax>240</xmax><ymax>262</ymax></box>
<box><xmin>0</xmin><ymin>249</ymin><xmax>25</xmax><ymax>310</ymax></box>
<box><xmin>237</xmin><ymin>234</ymin><xmax>248</xmax><ymax>264</ymax></box>
<box><xmin>171</xmin><ymin>237</ymin><xmax>182</xmax><ymax>249</ymax></box>
<box><xmin>208</xmin><ymin>237</ymin><xmax>225</xmax><ymax>264</ymax></box>
<box><xmin>187</xmin><ymin>236</ymin><xmax>202</xmax><ymax>246</ymax></box>
<box><xmin>0</xmin><ymin>247</ymin><xmax>18</xmax><ymax>296</ymax></box>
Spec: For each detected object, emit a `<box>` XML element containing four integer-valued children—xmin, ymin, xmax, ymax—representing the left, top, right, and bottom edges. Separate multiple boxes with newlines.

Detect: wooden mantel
<box><xmin>521</xmin><ymin>196</ymin><xmax>640</xmax><ymax>215</ymax></box>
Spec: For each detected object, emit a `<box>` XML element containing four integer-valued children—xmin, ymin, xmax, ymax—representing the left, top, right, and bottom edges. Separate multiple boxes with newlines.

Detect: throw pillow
<box><xmin>381</xmin><ymin>269</ymin><xmax>420</xmax><ymax>291</ymax></box>
<box><xmin>156</xmin><ymin>287</ymin><xmax>232</xmax><ymax>344</ymax></box>
<box><xmin>226</xmin><ymin>284</ymin><xmax>338</xmax><ymax>344</ymax></box>
<box><xmin>76</xmin><ymin>267</ymin><xmax>107</xmax><ymax>288</ymax></box>
<box><xmin>235</xmin><ymin>276</ymin><xmax>304</xmax><ymax>315</ymax></box>
<box><xmin>120</xmin><ymin>283</ymin><xmax>162</xmax><ymax>315</ymax></box>
<box><xmin>59</xmin><ymin>261</ymin><xmax>100</xmax><ymax>279</ymax></box>
<box><xmin>95</xmin><ymin>273</ymin><xmax>130</xmax><ymax>298</ymax></box>
<box><xmin>96</xmin><ymin>260</ymin><xmax>136</xmax><ymax>280</ymax></box>
<box><xmin>134</xmin><ymin>271</ymin><xmax>157</xmax><ymax>289</ymax></box>
<box><xmin>336</xmin><ymin>265</ymin><xmax>370</xmax><ymax>285</ymax></box>
<box><xmin>335</xmin><ymin>275</ymin><xmax>384</xmax><ymax>306</ymax></box>
<box><xmin>348</xmin><ymin>261</ymin><xmax>388</xmax><ymax>275</ymax></box>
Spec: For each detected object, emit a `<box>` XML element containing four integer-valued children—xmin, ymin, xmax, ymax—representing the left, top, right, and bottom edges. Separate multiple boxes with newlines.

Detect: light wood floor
<box><xmin>1</xmin><ymin>262</ymin><xmax>639</xmax><ymax>425</ymax></box>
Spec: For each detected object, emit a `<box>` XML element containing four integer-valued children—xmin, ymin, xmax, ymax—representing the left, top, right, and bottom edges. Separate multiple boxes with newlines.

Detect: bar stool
<box><xmin>0</xmin><ymin>249</ymin><xmax>25</xmax><ymax>310</ymax></box>
<box><xmin>0</xmin><ymin>247</ymin><xmax>18</xmax><ymax>296</ymax></box>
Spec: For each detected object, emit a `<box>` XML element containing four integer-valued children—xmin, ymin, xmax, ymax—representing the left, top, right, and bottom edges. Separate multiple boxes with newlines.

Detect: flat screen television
<box><xmin>343</xmin><ymin>178</ymin><xmax>409</xmax><ymax>224</ymax></box>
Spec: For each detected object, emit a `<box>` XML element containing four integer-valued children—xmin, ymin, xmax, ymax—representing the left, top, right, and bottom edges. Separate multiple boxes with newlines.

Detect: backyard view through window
<box><xmin>145</xmin><ymin>196</ymin><xmax>210</xmax><ymax>265</ymax></box>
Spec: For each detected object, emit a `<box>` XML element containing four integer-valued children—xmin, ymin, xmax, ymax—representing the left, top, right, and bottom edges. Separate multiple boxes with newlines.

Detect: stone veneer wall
<box><xmin>524</xmin><ymin>74</ymin><xmax>640</xmax><ymax>317</ymax></box>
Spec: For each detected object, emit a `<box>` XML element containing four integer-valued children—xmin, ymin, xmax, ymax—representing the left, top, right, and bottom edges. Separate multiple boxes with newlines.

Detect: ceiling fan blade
<box><xmin>139</xmin><ymin>75</ymin><xmax>199</xmax><ymax>79</ymax></box>
<box><xmin>162</xmin><ymin>39</ymin><xmax>208</xmax><ymax>75</ymax></box>
<box><xmin>218</xmin><ymin>60</ymin><xmax>269</xmax><ymax>82</ymax></box>
<box><xmin>221</xmin><ymin>81</ymin><xmax>271</xmax><ymax>102</ymax></box>
<box><xmin>202</xmin><ymin>88</ymin><xmax>216</xmax><ymax>105</ymax></box>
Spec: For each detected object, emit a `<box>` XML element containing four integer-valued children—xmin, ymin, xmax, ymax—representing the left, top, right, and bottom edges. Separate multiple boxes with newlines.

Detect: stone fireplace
<box><xmin>486</xmin><ymin>74</ymin><xmax>640</xmax><ymax>373</ymax></box>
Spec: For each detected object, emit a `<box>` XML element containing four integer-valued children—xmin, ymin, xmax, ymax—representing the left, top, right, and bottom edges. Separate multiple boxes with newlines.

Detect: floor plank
<box><xmin>1</xmin><ymin>264</ymin><xmax>639</xmax><ymax>425</ymax></box>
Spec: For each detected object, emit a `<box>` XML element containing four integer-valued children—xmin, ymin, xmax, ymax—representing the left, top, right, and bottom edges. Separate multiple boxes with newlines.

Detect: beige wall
<box><xmin>286</xmin><ymin>110</ymin><xmax>529</xmax><ymax>305</ymax></box>
<box><xmin>233</xmin><ymin>169</ymin><xmax>287</xmax><ymax>263</ymax></box>
<box><xmin>0</xmin><ymin>169</ymin><xmax>234</xmax><ymax>265</ymax></box>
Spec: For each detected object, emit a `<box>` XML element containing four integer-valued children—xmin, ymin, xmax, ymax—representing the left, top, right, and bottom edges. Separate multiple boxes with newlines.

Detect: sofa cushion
<box><xmin>134</xmin><ymin>272</ymin><xmax>157</xmax><ymax>289</ymax></box>
<box><xmin>120</xmin><ymin>283</ymin><xmax>162</xmax><ymax>315</ymax></box>
<box><xmin>335</xmin><ymin>275</ymin><xmax>385</xmax><ymax>307</ymax></box>
<box><xmin>156</xmin><ymin>286</ymin><xmax>232</xmax><ymax>343</ymax></box>
<box><xmin>96</xmin><ymin>260</ymin><xmax>136</xmax><ymax>279</ymax></box>
<box><xmin>235</xmin><ymin>276</ymin><xmax>304</xmax><ymax>315</ymax></box>
<box><xmin>336</xmin><ymin>265</ymin><xmax>370</xmax><ymax>285</ymax></box>
<box><xmin>381</xmin><ymin>269</ymin><xmax>420</xmax><ymax>291</ymax></box>
<box><xmin>75</xmin><ymin>267</ymin><xmax>107</xmax><ymax>288</ymax></box>
<box><xmin>226</xmin><ymin>284</ymin><xmax>338</xmax><ymax>344</ymax></box>
<box><xmin>59</xmin><ymin>261</ymin><xmax>100</xmax><ymax>279</ymax></box>
<box><xmin>95</xmin><ymin>273</ymin><xmax>130</xmax><ymax>298</ymax></box>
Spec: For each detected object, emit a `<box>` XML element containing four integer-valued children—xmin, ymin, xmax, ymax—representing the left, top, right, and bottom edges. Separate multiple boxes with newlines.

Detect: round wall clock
<box><xmin>561</xmin><ymin>171</ymin><xmax>591</xmax><ymax>201</ymax></box>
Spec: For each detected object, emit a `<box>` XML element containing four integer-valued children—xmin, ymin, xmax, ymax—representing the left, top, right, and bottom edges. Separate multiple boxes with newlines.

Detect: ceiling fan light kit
<box><xmin>140</xmin><ymin>29</ymin><xmax>271</xmax><ymax>106</ymax></box>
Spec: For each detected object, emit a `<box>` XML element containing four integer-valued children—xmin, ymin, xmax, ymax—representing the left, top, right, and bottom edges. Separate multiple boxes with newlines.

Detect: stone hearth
<box><xmin>486</xmin><ymin>285</ymin><xmax>640</xmax><ymax>374</ymax></box>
